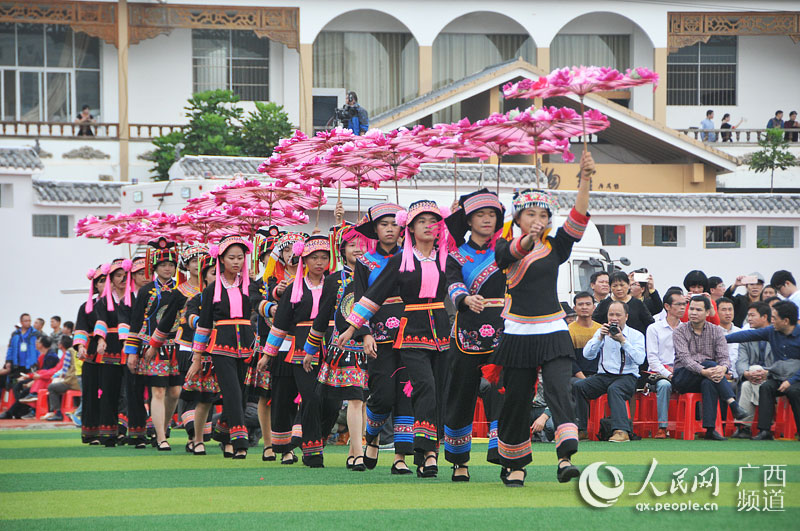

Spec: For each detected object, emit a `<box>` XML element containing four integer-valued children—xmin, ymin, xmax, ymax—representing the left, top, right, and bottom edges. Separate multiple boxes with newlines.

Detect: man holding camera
<box><xmin>342</xmin><ymin>91</ymin><xmax>369</xmax><ymax>135</ymax></box>
<box><xmin>574</xmin><ymin>301</ymin><xmax>646</xmax><ymax>443</ymax></box>
<box><xmin>673</xmin><ymin>296</ymin><xmax>748</xmax><ymax>440</ymax></box>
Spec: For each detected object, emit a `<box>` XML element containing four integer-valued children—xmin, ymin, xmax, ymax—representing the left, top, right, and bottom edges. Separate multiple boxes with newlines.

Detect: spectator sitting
<box><xmin>575</xmin><ymin>301</ymin><xmax>646</xmax><ymax>442</ymax></box>
<box><xmin>646</xmin><ymin>291</ymin><xmax>687</xmax><ymax>438</ymax></box>
<box><xmin>531</xmin><ymin>372</ymin><xmax>555</xmax><ymax>442</ymax></box>
<box><xmin>784</xmin><ymin>111</ymin><xmax>799</xmax><ymax>142</ymax></box>
<box><xmin>763</xmin><ymin>296</ymin><xmax>782</xmax><ymax>309</ymax></box>
<box><xmin>49</xmin><ymin>315</ymin><xmax>62</xmax><ymax>345</ymax></box>
<box><xmin>708</xmin><ymin>276</ymin><xmax>726</xmax><ymax>301</ymax></box>
<box><xmin>767</xmin><ymin>110</ymin><xmax>784</xmax><ymax>129</ymax></box>
<box><xmin>570</xmin><ymin>291</ymin><xmax>602</xmax><ymax>381</ymax></box>
<box><xmin>653</xmin><ymin>287</ymin><xmax>684</xmax><ymax>321</ymax></box>
<box><xmin>593</xmin><ymin>271</ymin><xmax>655</xmax><ymax>336</ymax></box>
<box><xmin>700</xmin><ymin>109</ymin><xmax>716</xmax><ymax>142</ymax></box>
<box><xmin>731</xmin><ymin>302</ymin><xmax>773</xmax><ymax>438</ymax></box>
<box><xmin>672</xmin><ymin>296</ymin><xmax>748</xmax><ymax>440</ymax></box>
<box><xmin>682</xmin><ymin>270</ymin><xmax>719</xmax><ymax>325</ymax></box>
<box><xmin>62</xmin><ymin>320</ymin><xmax>74</xmax><ymax>337</ymax></box>
<box><xmin>344</xmin><ymin>92</ymin><xmax>369</xmax><ymax>135</ymax></box>
<box><xmin>42</xmin><ymin>336</ymin><xmax>80</xmax><ymax>421</ymax></box>
<box><xmin>761</xmin><ymin>284</ymin><xmax>777</xmax><ymax>300</ymax></box>
<box><xmin>719</xmin><ymin>113</ymin><xmax>743</xmax><ymax>142</ymax></box>
<box><xmin>0</xmin><ymin>336</ymin><xmax>59</xmax><ymax>419</ymax></box>
<box><xmin>590</xmin><ymin>271</ymin><xmax>610</xmax><ymax>303</ymax></box>
<box><xmin>717</xmin><ymin>297</ymin><xmax>741</xmax><ymax>378</ymax></box>
<box><xmin>33</xmin><ymin>317</ymin><xmax>45</xmax><ymax>338</ymax></box>
<box><xmin>3</xmin><ymin>313</ymin><xmax>39</xmax><ymax>389</ymax></box>
<box><xmin>629</xmin><ymin>270</ymin><xmax>662</xmax><ymax>316</ymax></box>
<box><xmin>724</xmin><ymin>272</ymin><xmax>765</xmax><ymax>327</ymax></box>
<box><xmin>75</xmin><ymin>104</ymin><xmax>96</xmax><ymax>136</ymax></box>
<box><xmin>562</xmin><ymin>302</ymin><xmax>577</xmax><ymax>325</ymax></box>
<box><xmin>726</xmin><ymin>301</ymin><xmax>800</xmax><ymax>440</ymax></box>
<box><xmin>770</xmin><ymin>270</ymin><xmax>800</xmax><ymax>312</ymax></box>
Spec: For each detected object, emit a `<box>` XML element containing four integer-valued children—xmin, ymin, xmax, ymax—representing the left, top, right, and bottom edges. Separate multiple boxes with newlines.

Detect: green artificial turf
<box><xmin>0</xmin><ymin>428</ymin><xmax>797</xmax><ymax>529</ymax></box>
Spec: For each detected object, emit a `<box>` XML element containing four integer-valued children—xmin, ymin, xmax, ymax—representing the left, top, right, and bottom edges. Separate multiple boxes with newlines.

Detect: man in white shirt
<box><xmin>574</xmin><ymin>301</ymin><xmax>646</xmax><ymax>443</ymax></box>
<box><xmin>771</xmin><ymin>270</ymin><xmax>800</xmax><ymax>312</ymax></box>
<box><xmin>717</xmin><ymin>297</ymin><xmax>741</xmax><ymax>377</ymax></box>
<box><xmin>645</xmin><ymin>292</ymin><xmax>686</xmax><ymax>438</ymax></box>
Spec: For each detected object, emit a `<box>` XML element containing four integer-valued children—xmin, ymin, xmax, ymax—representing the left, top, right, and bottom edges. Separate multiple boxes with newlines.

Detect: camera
<box><xmin>608</xmin><ymin>324</ymin><xmax>620</xmax><ymax>336</ymax></box>
<box><xmin>334</xmin><ymin>105</ymin><xmax>357</xmax><ymax>123</ymax></box>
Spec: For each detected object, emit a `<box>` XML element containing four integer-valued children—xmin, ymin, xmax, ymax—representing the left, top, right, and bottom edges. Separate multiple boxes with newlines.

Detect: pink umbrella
<box><xmin>507</xmin><ymin>137</ymin><xmax>575</xmax><ymax>188</ymax></box>
<box><xmin>503</xmin><ymin>65</ymin><xmax>659</xmax><ymax>154</ymax></box>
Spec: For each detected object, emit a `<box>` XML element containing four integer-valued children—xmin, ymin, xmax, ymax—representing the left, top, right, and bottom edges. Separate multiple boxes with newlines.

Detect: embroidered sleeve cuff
<box><xmin>149</xmin><ymin>328</ymin><xmax>169</xmax><ymax>349</ymax></box>
<box><xmin>563</xmin><ymin>207</ymin><xmax>590</xmax><ymax>240</ymax></box>
<box><xmin>510</xmin><ymin>236</ymin><xmax>531</xmax><ymax>259</ymax></box>
<box><xmin>303</xmin><ymin>329</ymin><xmax>324</xmax><ymax>357</ymax></box>
<box><xmin>118</xmin><ymin>324</ymin><xmax>130</xmax><ymax>341</ymax></box>
<box><xmin>264</xmin><ymin>327</ymin><xmax>287</xmax><ymax>357</ymax></box>
<box><xmin>192</xmin><ymin>326</ymin><xmax>211</xmax><ymax>353</ymax></box>
<box><xmin>93</xmin><ymin>320</ymin><xmax>108</xmax><ymax>339</ymax></box>
<box><xmin>448</xmin><ymin>283</ymin><xmax>469</xmax><ymax>306</ymax></box>
<box><xmin>347</xmin><ymin>297</ymin><xmax>379</xmax><ymax>329</ymax></box>
<box><xmin>123</xmin><ymin>336</ymin><xmax>141</xmax><ymax>356</ymax></box>
<box><xmin>73</xmin><ymin>331</ymin><xmax>88</xmax><ymax>347</ymax></box>
<box><xmin>189</xmin><ymin>315</ymin><xmax>199</xmax><ymax>329</ymax></box>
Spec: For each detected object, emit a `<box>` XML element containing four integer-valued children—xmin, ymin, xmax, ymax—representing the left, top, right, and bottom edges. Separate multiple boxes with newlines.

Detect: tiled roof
<box><xmin>175</xmin><ymin>155</ymin><xmax>263</xmax><ymax>179</ymax></box>
<box><xmin>0</xmin><ymin>147</ymin><xmax>43</xmax><ymax>171</ymax></box>
<box><xmin>417</xmin><ymin>163</ymin><xmax>540</xmax><ymax>186</ymax></box>
<box><xmin>32</xmin><ymin>181</ymin><xmax>122</xmax><ymax>205</ymax></box>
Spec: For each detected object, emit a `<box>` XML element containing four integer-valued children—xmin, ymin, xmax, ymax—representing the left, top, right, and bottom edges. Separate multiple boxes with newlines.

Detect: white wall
<box><xmin>666</xmin><ymin>36</ymin><xmax>800</xmax><ymax>131</ymax></box>
<box><xmin>0</xmin><ymin>173</ymin><xmax>120</xmax><ymax>333</ymax></box>
<box><xmin>590</xmin><ymin>213</ymin><xmax>800</xmax><ymax>292</ymax></box>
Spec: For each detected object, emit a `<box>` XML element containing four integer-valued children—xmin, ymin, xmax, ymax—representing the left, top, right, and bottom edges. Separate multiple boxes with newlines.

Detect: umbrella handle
<box><xmin>453</xmin><ymin>158</ymin><xmax>458</xmax><ymax>200</ymax></box>
<box><xmin>580</xmin><ymin>97</ymin><xmax>597</xmax><ymax>176</ymax></box>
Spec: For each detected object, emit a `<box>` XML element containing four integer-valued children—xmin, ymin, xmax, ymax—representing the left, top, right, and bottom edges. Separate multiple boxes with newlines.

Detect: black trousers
<box><xmin>126</xmin><ymin>365</ymin><xmax>149</xmax><ymax>444</ymax></box>
<box><xmin>365</xmin><ymin>342</ymin><xmax>414</xmax><ymax>455</ymax></box>
<box><xmin>573</xmin><ymin>373</ymin><xmax>637</xmax><ymax>433</ymax></box>
<box><xmin>270</xmin><ymin>358</ymin><xmax>299</xmax><ymax>455</ymax></box>
<box><xmin>399</xmin><ymin>348</ymin><xmax>447</xmax><ymax>462</ymax></box>
<box><xmin>443</xmin><ymin>348</ymin><xmax>503</xmax><ymax>465</ymax></box>
<box><xmin>81</xmin><ymin>362</ymin><xmax>101</xmax><ymax>443</ymax></box>
<box><xmin>176</xmin><ymin>349</ymin><xmax>198</xmax><ymax>438</ymax></box>
<box><xmin>673</xmin><ymin>360</ymin><xmax>734</xmax><ymax>429</ymax></box>
<box><xmin>497</xmin><ymin>356</ymin><xmax>578</xmax><ymax>470</ymax></box>
<box><xmin>212</xmin><ymin>355</ymin><xmax>248</xmax><ymax>452</ymax></box>
<box><xmin>757</xmin><ymin>379</ymin><xmax>800</xmax><ymax>432</ymax></box>
<box><xmin>98</xmin><ymin>364</ymin><xmax>123</xmax><ymax>444</ymax></box>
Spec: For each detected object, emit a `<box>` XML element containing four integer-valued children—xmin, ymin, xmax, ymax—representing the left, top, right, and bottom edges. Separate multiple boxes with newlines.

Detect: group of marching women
<box><xmin>72</xmin><ymin>152</ymin><xmax>596</xmax><ymax>487</ymax></box>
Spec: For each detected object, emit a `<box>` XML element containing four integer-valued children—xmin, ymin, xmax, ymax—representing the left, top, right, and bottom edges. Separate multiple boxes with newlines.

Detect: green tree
<box><xmin>748</xmin><ymin>128</ymin><xmax>798</xmax><ymax>193</ymax></box>
<box><xmin>240</xmin><ymin>101</ymin><xmax>294</xmax><ymax>157</ymax></box>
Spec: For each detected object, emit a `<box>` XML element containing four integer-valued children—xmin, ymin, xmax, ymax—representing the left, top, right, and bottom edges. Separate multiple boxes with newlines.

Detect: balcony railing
<box><xmin>676</xmin><ymin>128</ymin><xmax>800</xmax><ymax>145</ymax></box>
<box><xmin>0</xmin><ymin>121</ymin><xmax>185</xmax><ymax>140</ymax></box>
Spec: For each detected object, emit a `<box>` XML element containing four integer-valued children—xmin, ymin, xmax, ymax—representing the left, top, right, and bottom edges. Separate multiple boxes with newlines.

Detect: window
<box><xmin>573</xmin><ymin>259</ymin><xmax>604</xmax><ymax>293</ymax></box>
<box><xmin>0</xmin><ymin>183</ymin><xmax>12</xmax><ymax>207</ymax></box>
<box><xmin>192</xmin><ymin>30</ymin><xmax>269</xmax><ymax>101</ymax></box>
<box><xmin>551</xmin><ymin>35</ymin><xmax>630</xmax><ymax>71</ymax></box>
<box><xmin>642</xmin><ymin>225</ymin><xmax>679</xmax><ymax>247</ymax></box>
<box><xmin>33</xmin><ymin>214</ymin><xmax>70</xmax><ymax>238</ymax></box>
<box><xmin>757</xmin><ymin>226</ymin><xmax>795</xmax><ymax>248</ymax></box>
<box><xmin>597</xmin><ymin>224</ymin><xmax>627</xmax><ymax>246</ymax></box>
<box><xmin>667</xmin><ymin>36</ymin><xmax>737</xmax><ymax>106</ymax></box>
<box><xmin>313</xmin><ymin>31</ymin><xmax>418</xmax><ymax>117</ymax></box>
<box><xmin>705</xmin><ymin>225</ymin><xmax>741</xmax><ymax>249</ymax></box>
<box><xmin>0</xmin><ymin>23</ymin><xmax>101</xmax><ymax>121</ymax></box>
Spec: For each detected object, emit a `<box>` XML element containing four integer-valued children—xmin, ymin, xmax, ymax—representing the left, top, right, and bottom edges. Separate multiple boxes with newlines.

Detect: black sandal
<box><xmin>557</xmin><ymin>458</ymin><xmax>580</xmax><ymax>483</ymax></box>
<box><xmin>391</xmin><ymin>459</ymin><xmax>412</xmax><ymax>475</ymax></box>
<box><xmin>363</xmin><ymin>443</ymin><xmax>380</xmax><ymax>470</ymax></box>
<box><xmin>416</xmin><ymin>455</ymin><xmax>438</xmax><ymax>478</ymax></box>
<box><xmin>193</xmin><ymin>442</ymin><xmax>206</xmax><ymax>455</ymax></box>
<box><xmin>89</xmin><ymin>440</ymin><xmax>100</xmax><ymax>446</ymax></box>
<box><xmin>185</xmin><ymin>441</ymin><xmax>195</xmax><ymax>453</ymax></box>
<box><xmin>502</xmin><ymin>468</ymin><xmax>526</xmax><ymax>487</ymax></box>
<box><xmin>262</xmin><ymin>446</ymin><xmax>276</xmax><ymax>462</ymax></box>
<box><xmin>346</xmin><ymin>456</ymin><xmax>355</xmax><ymax>470</ymax></box>
<box><xmin>351</xmin><ymin>455</ymin><xmax>366</xmax><ymax>472</ymax></box>
<box><xmin>220</xmin><ymin>443</ymin><xmax>233</xmax><ymax>458</ymax></box>
<box><xmin>157</xmin><ymin>440</ymin><xmax>172</xmax><ymax>452</ymax></box>
<box><xmin>451</xmin><ymin>464</ymin><xmax>470</xmax><ymax>482</ymax></box>
<box><xmin>281</xmin><ymin>451</ymin><xmax>298</xmax><ymax>465</ymax></box>
<box><xmin>134</xmin><ymin>441</ymin><xmax>147</xmax><ymax>449</ymax></box>
<box><xmin>233</xmin><ymin>449</ymin><xmax>247</xmax><ymax>460</ymax></box>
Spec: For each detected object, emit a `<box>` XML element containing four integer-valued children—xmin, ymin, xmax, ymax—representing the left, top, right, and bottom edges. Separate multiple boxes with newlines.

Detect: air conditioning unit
<box><xmin>312</xmin><ymin>88</ymin><xmax>346</xmax><ymax>132</ymax></box>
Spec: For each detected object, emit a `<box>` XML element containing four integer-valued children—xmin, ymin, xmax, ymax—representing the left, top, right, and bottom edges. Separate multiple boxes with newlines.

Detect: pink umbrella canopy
<box><xmin>208</xmin><ymin>178</ymin><xmax>325</xmax><ymax>212</ymax></box>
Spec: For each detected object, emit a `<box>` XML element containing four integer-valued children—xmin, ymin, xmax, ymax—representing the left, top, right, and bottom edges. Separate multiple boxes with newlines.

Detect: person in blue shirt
<box><xmin>725</xmin><ymin>300</ymin><xmax>800</xmax><ymax>440</ymax></box>
<box><xmin>4</xmin><ymin>313</ymin><xmax>39</xmax><ymax>380</ymax></box>
<box><xmin>766</xmin><ymin>110</ymin><xmax>784</xmax><ymax>129</ymax></box>
<box><xmin>345</xmin><ymin>91</ymin><xmax>369</xmax><ymax>135</ymax></box>
<box><xmin>700</xmin><ymin>109</ymin><xmax>716</xmax><ymax>142</ymax></box>
<box><xmin>573</xmin><ymin>300</ymin><xmax>646</xmax><ymax>442</ymax></box>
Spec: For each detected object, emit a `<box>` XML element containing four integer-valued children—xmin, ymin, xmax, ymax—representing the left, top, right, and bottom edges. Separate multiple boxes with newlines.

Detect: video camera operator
<box><xmin>334</xmin><ymin>91</ymin><xmax>369</xmax><ymax>135</ymax></box>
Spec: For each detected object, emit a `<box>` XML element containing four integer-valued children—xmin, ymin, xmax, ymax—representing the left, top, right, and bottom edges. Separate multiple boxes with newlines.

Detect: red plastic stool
<box><xmin>0</xmin><ymin>389</ymin><xmax>15</xmax><ymax>413</ymax></box>
<box><xmin>61</xmin><ymin>390</ymin><xmax>81</xmax><ymax>414</ymax></box>
<box><xmin>472</xmin><ymin>397</ymin><xmax>488</xmax><ymax>438</ymax></box>
<box><xmin>35</xmin><ymin>390</ymin><xmax>50</xmax><ymax>419</ymax></box>
<box><xmin>587</xmin><ymin>395</ymin><xmax>632</xmax><ymax>441</ymax></box>
<box><xmin>774</xmin><ymin>397</ymin><xmax>798</xmax><ymax>439</ymax></box>
<box><xmin>634</xmin><ymin>393</ymin><xmax>658</xmax><ymax>438</ymax></box>
<box><xmin>673</xmin><ymin>393</ymin><xmax>723</xmax><ymax>440</ymax></box>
